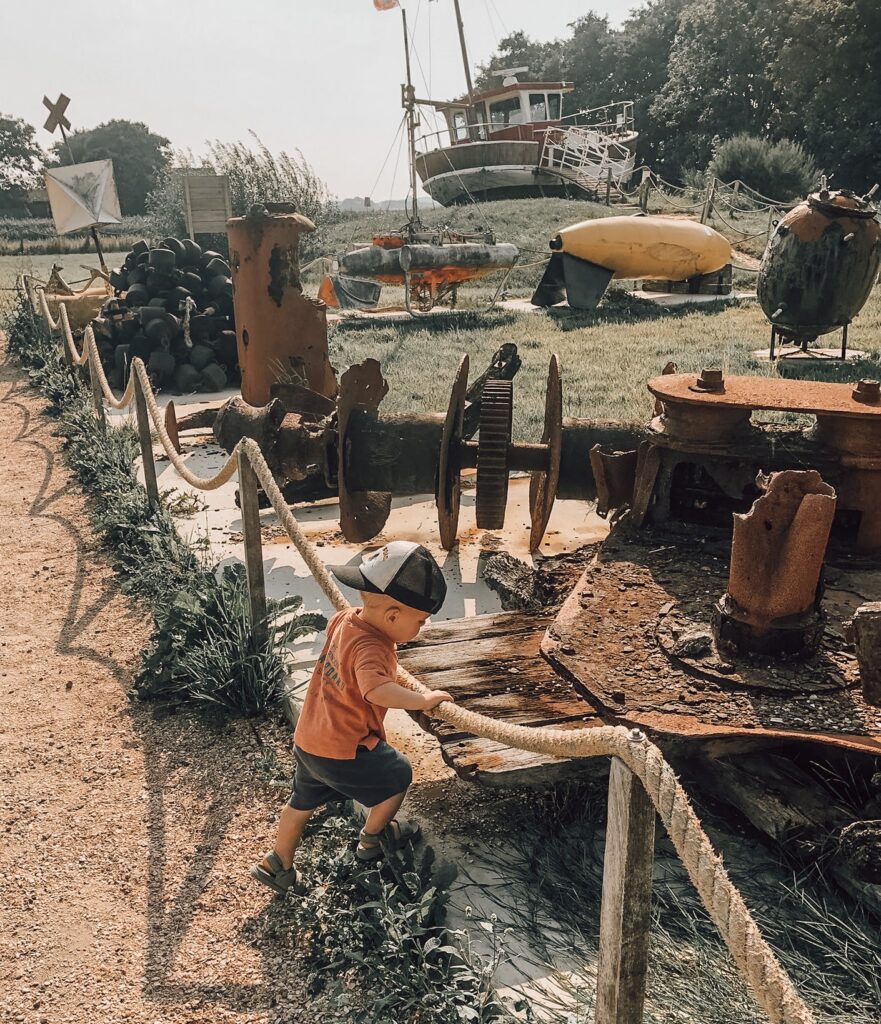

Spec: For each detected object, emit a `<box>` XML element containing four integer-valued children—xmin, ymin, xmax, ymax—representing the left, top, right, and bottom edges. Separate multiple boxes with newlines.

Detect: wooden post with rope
<box><xmin>87</xmin><ymin>352</ymin><xmax>106</xmax><ymax>429</ymax></box>
<box><xmin>238</xmin><ymin>448</ymin><xmax>268</xmax><ymax>647</ymax></box>
<box><xmin>700</xmin><ymin>178</ymin><xmax>717</xmax><ymax>224</ymax></box>
<box><xmin>132</xmin><ymin>370</ymin><xmax>160</xmax><ymax>509</ymax></box>
<box><xmin>594</xmin><ymin>757</ymin><xmax>656</xmax><ymax>1024</ymax></box>
<box><xmin>766</xmin><ymin>206</ymin><xmax>777</xmax><ymax>244</ymax></box>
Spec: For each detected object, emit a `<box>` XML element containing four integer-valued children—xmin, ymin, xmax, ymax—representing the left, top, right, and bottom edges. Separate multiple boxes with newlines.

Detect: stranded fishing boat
<box><xmin>411</xmin><ymin>1</ymin><xmax>638</xmax><ymax>205</ymax></box>
<box><xmin>416</xmin><ymin>86</ymin><xmax>638</xmax><ymax>207</ymax></box>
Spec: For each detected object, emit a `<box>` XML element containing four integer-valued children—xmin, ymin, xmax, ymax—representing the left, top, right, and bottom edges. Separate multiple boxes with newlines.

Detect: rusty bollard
<box><xmin>713</xmin><ymin>470</ymin><xmax>837</xmax><ymax>658</ymax></box>
<box><xmin>848</xmin><ymin>604</ymin><xmax>881</xmax><ymax>706</ymax></box>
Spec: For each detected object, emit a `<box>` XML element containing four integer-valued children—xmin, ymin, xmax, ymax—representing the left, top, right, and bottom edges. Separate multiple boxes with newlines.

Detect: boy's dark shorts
<box><xmin>289</xmin><ymin>741</ymin><xmax>413</xmax><ymax>811</ymax></box>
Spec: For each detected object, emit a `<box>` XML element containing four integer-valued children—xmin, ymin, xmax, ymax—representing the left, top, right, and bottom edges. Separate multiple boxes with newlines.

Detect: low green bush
<box><xmin>707</xmin><ymin>134</ymin><xmax>820</xmax><ymax>202</ymax></box>
<box><xmin>3</xmin><ymin>285</ymin><xmax>323</xmax><ymax>716</ymax></box>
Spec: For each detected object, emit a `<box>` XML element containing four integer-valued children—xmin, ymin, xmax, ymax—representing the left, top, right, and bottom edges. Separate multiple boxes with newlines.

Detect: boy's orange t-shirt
<box><xmin>294</xmin><ymin>608</ymin><xmax>398</xmax><ymax>759</ymax></box>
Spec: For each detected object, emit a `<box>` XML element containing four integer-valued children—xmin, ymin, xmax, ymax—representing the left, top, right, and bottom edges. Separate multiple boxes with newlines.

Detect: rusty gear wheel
<box><xmin>476</xmin><ymin>378</ymin><xmax>513</xmax><ymax>529</ymax></box>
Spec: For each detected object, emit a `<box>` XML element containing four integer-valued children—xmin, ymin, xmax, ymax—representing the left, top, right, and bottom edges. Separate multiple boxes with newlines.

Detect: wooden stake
<box><xmin>87</xmin><ymin>352</ymin><xmax>106</xmax><ymax>429</ymax></box>
<box><xmin>132</xmin><ymin>371</ymin><xmax>160</xmax><ymax>509</ymax></box>
<box><xmin>594</xmin><ymin>757</ymin><xmax>656</xmax><ymax>1024</ymax></box>
<box><xmin>238</xmin><ymin>449</ymin><xmax>268</xmax><ymax>647</ymax></box>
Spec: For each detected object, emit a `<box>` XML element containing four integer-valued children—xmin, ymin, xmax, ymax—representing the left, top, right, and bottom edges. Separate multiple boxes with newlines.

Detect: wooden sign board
<box><xmin>183</xmin><ymin>173</ymin><xmax>232</xmax><ymax>235</ymax></box>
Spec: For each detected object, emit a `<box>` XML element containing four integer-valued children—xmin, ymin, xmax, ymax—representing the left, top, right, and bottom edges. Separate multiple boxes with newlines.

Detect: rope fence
<box><xmin>25</xmin><ymin>278</ymin><xmax>816</xmax><ymax>1024</ymax></box>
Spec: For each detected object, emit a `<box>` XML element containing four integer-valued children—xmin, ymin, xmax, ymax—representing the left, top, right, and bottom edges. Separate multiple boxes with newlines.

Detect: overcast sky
<box><xmin>3</xmin><ymin>0</ymin><xmax>635</xmax><ymax>200</ymax></box>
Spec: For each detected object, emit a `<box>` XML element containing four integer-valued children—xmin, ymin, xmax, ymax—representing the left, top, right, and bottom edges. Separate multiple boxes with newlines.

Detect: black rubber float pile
<box><xmin>92</xmin><ymin>237</ymin><xmax>239</xmax><ymax>393</ymax></box>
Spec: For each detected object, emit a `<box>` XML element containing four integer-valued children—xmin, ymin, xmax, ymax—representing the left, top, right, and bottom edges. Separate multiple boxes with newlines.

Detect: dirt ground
<box><xmin>0</xmin><ymin>350</ymin><xmax>328</xmax><ymax>1024</ymax></box>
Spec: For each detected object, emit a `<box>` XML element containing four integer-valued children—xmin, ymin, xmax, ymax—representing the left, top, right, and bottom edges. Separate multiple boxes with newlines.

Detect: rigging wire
<box><xmin>348</xmin><ymin>114</ymin><xmax>408</xmax><ymax>248</ymax></box>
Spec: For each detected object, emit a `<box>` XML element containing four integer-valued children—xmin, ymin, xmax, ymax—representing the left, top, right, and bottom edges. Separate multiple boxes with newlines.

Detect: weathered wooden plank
<box><xmin>403</xmin><ymin>611</ymin><xmax>551</xmax><ymax>648</ymax></box>
<box><xmin>399</xmin><ymin>629</ymin><xmax>551</xmax><ymax>676</ymax></box>
<box><xmin>595</xmin><ymin>758</ymin><xmax>655</xmax><ymax>1024</ymax></box>
<box><xmin>398</xmin><ymin>610</ymin><xmax>597</xmax><ymax>785</ymax></box>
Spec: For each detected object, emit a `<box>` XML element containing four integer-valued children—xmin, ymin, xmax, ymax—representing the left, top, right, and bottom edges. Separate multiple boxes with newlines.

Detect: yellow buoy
<box><xmin>552</xmin><ymin>216</ymin><xmax>731</xmax><ymax>281</ymax></box>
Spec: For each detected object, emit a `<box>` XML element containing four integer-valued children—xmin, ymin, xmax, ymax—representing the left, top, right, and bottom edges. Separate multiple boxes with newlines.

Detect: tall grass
<box><xmin>146</xmin><ymin>134</ymin><xmax>337</xmax><ymax>259</ymax></box>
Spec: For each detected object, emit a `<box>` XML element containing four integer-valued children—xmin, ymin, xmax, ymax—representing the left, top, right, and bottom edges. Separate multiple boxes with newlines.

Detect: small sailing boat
<box><xmin>319</xmin><ymin>1</ymin><xmax>519</xmax><ymax>314</ymax></box>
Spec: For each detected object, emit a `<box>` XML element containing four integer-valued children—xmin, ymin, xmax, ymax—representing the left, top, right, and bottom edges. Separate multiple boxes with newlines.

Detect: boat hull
<box><xmin>414</xmin><ymin>137</ymin><xmax>637</xmax><ymax>207</ymax></box>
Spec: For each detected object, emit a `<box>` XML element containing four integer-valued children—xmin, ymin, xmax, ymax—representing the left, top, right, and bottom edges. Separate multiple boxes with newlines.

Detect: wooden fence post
<box><xmin>700</xmin><ymin>178</ymin><xmax>716</xmax><ymax>224</ymax></box>
<box><xmin>766</xmin><ymin>206</ymin><xmax>776</xmax><ymax>244</ymax></box>
<box><xmin>238</xmin><ymin>448</ymin><xmax>268</xmax><ymax>647</ymax></box>
<box><xmin>132</xmin><ymin>370</ymin><xmax>160</xmax><ymax>509</ymax></box>
<box><xmin>87</xmin><ymin>351</ymin><xmax>106</xmax><ymax>429</ymax></box>
<box><xmin>605</xmin><ymin>166</ymin><xmax>612</xmax><ymax>206</ymax></box>
<box><xmin>594</xmin><ymin>757</ymin><xmax>656</xmax><ymax>1024</ymax></box>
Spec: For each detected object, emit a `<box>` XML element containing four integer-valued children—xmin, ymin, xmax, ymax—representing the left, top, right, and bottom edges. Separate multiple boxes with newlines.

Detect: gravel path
<box><xmin>0</xmin><ymin>350</ymin><xmax>313</xmax><ymax>1024</ymax></box>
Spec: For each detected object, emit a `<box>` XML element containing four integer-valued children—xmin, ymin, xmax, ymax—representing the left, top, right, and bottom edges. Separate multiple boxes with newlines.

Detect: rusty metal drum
<box><xmin>227</xmin><ymin>203</ymin><xmax>337</xmax><ymax>406</ymax></box>
<box><xmin>758</xmin><ymin>187</ymin><xmax>881</xmax><ymax>343</ymax></box>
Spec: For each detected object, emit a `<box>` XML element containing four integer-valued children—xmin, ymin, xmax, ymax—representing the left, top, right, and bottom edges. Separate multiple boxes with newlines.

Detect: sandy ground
<box><xmin>0</xmin><ymin>345</ymin><xmax>606</xmax><ymax>1023</ymax></box>
<box><xmin>0</xmin><ymin>350</ymin><xmax>326</xmax><ymax>1024</ymax></box>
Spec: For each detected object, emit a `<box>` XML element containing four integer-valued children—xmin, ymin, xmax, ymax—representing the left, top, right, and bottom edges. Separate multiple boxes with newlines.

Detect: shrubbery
<box><xmin>707</xmin><ymin>134</ymin><xmax>820</xmax><ymax>201</ymax></box>
<box><xmin>147</xmin><ymin>134</ymin><xmax>336</xmax><ymax>259</ymax></box>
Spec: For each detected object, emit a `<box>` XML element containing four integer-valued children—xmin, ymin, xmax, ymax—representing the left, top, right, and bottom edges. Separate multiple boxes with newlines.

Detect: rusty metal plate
<box><xmin>650</xmin><ymin>373</ymin><xmax>881</xmax><ymax>419</ymax></box>
<box><xmin>541</xmin><ymin>529</ymin><xmax>881</xmax><ymax>756</ymax></box>
<box><xmin>337</xmin><ymin>359</ymin><xmax>392</xmax><ymax>542</ymax></box>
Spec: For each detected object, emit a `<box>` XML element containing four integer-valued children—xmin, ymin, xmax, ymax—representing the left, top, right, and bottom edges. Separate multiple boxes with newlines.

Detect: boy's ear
<box><xmin>385</xmin><ymin>604</ymin><xmax>401</xmax><ymax>623</ymax></box>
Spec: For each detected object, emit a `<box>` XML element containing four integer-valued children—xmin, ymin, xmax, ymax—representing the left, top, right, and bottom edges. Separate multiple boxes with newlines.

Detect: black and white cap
<box><xmin>330</xmin><ymin>541</ymin><xmax>447</xmax><ymax>615</ymax></box>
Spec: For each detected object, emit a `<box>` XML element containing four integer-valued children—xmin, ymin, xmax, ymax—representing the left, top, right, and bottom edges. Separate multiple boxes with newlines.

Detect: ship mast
<box><xmin>401</xmin><ymin>7</ymin><xmax>420</xmax><ymax>229</ymax></box>
<box><xmin>452</xmin><ymin>0</ymin><xmax>475</xmax><ymax>105</ymax></box>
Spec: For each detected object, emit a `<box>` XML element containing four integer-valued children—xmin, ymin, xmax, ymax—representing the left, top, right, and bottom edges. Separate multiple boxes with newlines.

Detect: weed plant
<box><xmin>2</xmin><ymin>287</ymin><xmax>323</xmax><ymax>716</ymax></box>
<box><xmin>273</xmin><ymin>807</ymin><xmax>511</xmax><ymax>1024</ymax></box>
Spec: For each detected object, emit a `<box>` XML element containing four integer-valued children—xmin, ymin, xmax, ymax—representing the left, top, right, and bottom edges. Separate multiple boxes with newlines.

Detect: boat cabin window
<box><xmin>529</xmin><ymin>94</ymin><xmax>548</xmax><ymax>121</ymax></box>
<box><xmin>489</xmin><ymin>96</ymin><xmax>523</xmax><ymax>127</ymax></box>
<box><xmin>451</xmin><ymin>110</ymin><xmax>469</xmax><ymax>142</ymax></box>
<box><xmin>547</xmin><ymin>92</ymin><xmax>562</xmax><ymax>120</ymax></box>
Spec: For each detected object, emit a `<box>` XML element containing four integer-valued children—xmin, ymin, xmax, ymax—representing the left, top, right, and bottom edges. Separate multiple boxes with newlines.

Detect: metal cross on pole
<box><xmin>43</xmin><ymin>94</ymin><xmax>74</xmax><ymax>162</ymax></box>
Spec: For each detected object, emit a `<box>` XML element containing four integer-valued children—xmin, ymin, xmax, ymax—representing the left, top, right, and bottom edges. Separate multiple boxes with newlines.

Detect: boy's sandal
<box><xmin>250</xmin><ymin>850</ymin><xmax>306</xmax><ymax>895</ymax></box>
<box><xmin>356</xmin><ymin>819</ymin><xmax>422</xmax><ymax>861</ymax></box>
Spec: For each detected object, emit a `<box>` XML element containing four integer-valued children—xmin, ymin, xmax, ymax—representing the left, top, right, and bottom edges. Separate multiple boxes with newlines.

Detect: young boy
<box><xmin>252</xmin><ymin>541</ymin><xmax>453</xmax><ymax>894</ymax></box>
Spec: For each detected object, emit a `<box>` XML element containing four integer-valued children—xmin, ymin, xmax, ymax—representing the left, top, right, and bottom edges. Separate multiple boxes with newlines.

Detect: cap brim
<box><xmin>329</xmin><ymin>562</ymin><xmax>381</xmax><ymax>594</ymax></box>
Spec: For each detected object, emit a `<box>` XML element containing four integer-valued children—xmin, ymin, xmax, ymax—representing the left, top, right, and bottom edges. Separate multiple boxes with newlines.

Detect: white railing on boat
<box><xmin>539</xmin><ymin>124</ymin><xmax>637</xmax><ymax>190</ymax></box>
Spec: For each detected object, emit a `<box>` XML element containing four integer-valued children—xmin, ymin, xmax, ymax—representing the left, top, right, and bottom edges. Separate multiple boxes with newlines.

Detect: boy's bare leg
<box><xmin>263</xmin><ymin>804</ymin><xmax>315</xmax><ymax>871</ymax></box>
<box><xmin>359</xmin><ymin>790</ymin><xmax>407</xmax><ymax>848</ymax></box>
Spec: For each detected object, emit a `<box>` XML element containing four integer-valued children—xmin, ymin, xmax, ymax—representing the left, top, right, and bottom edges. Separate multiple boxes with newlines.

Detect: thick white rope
<box><xmin>34</xmin><ymin>289</ymin><xmax>814</xmax><ymax>1024</ymax></box>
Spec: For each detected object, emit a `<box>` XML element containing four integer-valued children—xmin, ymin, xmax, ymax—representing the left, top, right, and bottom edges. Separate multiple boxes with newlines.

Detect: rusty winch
<box><xmin>587</xmin><ymin>367</ymin><xmax>881</xmax><ymax>551</ymax></box>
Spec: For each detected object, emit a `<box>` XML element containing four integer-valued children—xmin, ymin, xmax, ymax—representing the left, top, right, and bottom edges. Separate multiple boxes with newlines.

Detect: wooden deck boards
<box><xmin>399</xmin><ymin>611</ymin><xmax>602</xmax><ymax>786</ymax></box>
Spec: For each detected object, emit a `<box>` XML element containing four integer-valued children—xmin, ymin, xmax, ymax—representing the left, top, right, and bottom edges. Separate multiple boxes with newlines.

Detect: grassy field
<box><xmin>7</xmin><ymin>194</ymin><xmax>879</xmax><ymax>438</ymax></box>
<box><xmin>0</xmin><ymin>215</ymin><xmax>151</xmax><ymax>256</ymax></box>
<box><xmin>328</xmin><ymin>288</ymin><xmax>881</xmax><ymax>437</ymax></box>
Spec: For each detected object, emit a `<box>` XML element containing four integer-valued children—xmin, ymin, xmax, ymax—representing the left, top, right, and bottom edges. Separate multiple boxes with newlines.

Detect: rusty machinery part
<box><xmin>336</xmin><ymin>359</ymin><xmax>392</xmax><ymax>542</ymax></box>
<box><xmin>475</xmin><ymin>378</ymin><xmax>514</xmax><ymax>530</ymax></box>
<box><xmin>758</xmin><ymin>186</ymin><xmax>881</xmax><ymax>347</ymax></box>
<box><xmin>437</xmin><ymin>354</ymin><xmax>469</xmax><ymax>549</ymax></box>
<box><xmin>528</xmin><ymin>354</ymin><xmax>563</xmax><ymax>551</ymax></box>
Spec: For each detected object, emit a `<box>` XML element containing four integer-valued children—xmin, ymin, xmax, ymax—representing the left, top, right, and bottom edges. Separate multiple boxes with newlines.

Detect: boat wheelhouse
<box><xmin>414</xmin><ymin>75</ymin><xmax>639</xmax><ymax>206</ymax></box>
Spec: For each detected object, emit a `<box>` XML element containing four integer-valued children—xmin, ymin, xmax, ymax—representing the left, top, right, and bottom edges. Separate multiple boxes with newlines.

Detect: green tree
<box><xmin>559</xmin><ymin>14</ymin><xmax>617</xmax><ymax>114</ymax></box>
<box><xmin>49</xmin><ymin>119</ymin><xmax>171</xmax><ymax>215</ymax></box>
<box><xmin>610</xmin><ymin>0</ymin><xmax>689</xmax><ymax>169</ymax></box>
<box><xmin>773</xmin><ymin>0</ymin><xmax>881</xmax><ymax>191</ymax></box>
<box><xmin>475</xmin><ymin>31</ymin><xmax>561</xmax><ymax>90</ymax></box>
<box><xmin>650</xmin><ymin>0</ymin><xmax>785</xmax><ymax>174</ymax></box>
<box><xmin>0</xmin><ymin>114</ymin><xmax>42</xmax><ymax>211</ymax></box>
